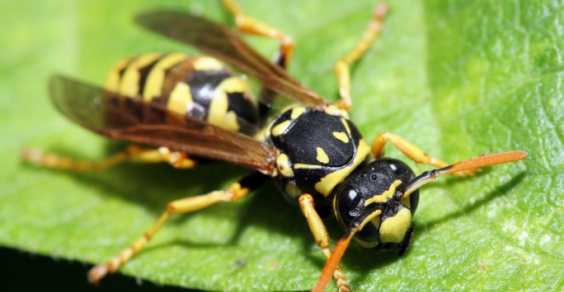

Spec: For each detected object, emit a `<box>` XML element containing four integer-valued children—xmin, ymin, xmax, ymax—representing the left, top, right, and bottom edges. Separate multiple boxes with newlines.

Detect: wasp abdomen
<box><xmin>105</xmin><ymin>53</ymin><xmax>259</xmax><ymax>134</ymax></box>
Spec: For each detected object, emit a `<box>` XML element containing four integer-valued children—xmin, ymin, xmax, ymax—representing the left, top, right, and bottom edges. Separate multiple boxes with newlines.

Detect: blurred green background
<box><xmin>1</xmin><ymin>0</ymin><xmax>562</xmax><ymax>291</ymax></box>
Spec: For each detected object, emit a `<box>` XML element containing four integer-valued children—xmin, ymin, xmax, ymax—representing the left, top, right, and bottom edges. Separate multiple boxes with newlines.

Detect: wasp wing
<box><xmin>49</xmin><ymin>75</ymin><xmax>278</xmax><ymax>175</ymax></box>
<box><xmin>136</xmin><ymin>10</ymin><xmax>327</xmax><ymax>107</ymax></box>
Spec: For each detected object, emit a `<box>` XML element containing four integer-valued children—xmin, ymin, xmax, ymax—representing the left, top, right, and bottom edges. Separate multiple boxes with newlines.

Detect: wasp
<box><xmin>22</xmin><ymin>1</ymin><xmax>527</xmax><ymax>291</ymax></box>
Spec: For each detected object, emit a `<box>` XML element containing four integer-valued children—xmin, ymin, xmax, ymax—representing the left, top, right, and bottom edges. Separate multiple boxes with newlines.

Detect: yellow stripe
<box><xmin>206</xmin><ymin>75</ymin><xmax>255</xmax><ymax>132</ymax></box>
<box><xmin>324</xmin><ymin>105</ymin><xmax>349</xmax><ymax>118</ymax></box>
<box><xmin>271</xmin><ymin>120</ymin><xmax>292</xmax><ymax>136</ymax></box>
<box><xmin>314</xmin><ymin>139</ymin><xmax>370</xmax><ymax>196</ymax></box>
<box><xmin>341</xmin><ymin>118</ymin><xmax>352</xmax><ymax>136</ymax></box>
<box><xmin>217</xmin><ymin>76</ymin><xmax>255</xmax><ymax>105</ymax></box>
<box><xmin>167</xmin><ymin>82</ymin><xmax>193</xmax><ymax>115</ymax></box>
<box><xmin>119</xmin><ymin>53</ymin><xmax>162</xmax><ymax>97</ymax></box>
<box><xmin>105</xmin><ymin>58</ymin><xmax>130</xmax><ymax>92</ymax></box>
<box><xmin>217</xmin><ymin>76</ymin><xmax>250</xmax><ymax>93</ymax></box>
<box><xmin>364</xmin><ymin>180</ymin><xmax>402</xmax><ymax>206</ymax></box>
<box><xmin>143</xmin><ymin>53</ymin><xmax>188</xmax><ymax>102</ymax></box>
<box><xmin>193</xmin><ymin>56</ymin><xmax>224</xmax><ymax>71</ymax></box>
<box><xmin>290</xmin><ymin>107</ymin><xmax>306</xmax><ymax>119</ymax></box>
<box><xmin>276</xmin><ymin>153</ymin><xmax>294</xmax><ymax>177</ymax></box>
<box><xmin>208</xmin><ymin>91</ymin><xmax>239</xmax><ymax>132</ymax></box>
<box><xmin>293</xmin><ymin>163</ymin><xmax>323</xmax><ymax>169</ymax></box>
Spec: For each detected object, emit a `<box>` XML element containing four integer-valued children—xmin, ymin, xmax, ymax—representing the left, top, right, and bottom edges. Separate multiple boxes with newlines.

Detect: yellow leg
<box><xmin>21</xmin><ymin>145</ymin><xmax>196</xmax><ymax>172</ymax></box>
<box><xmin>371</xmin><ymin>132</ymin><xmax>448</xmax><ymax>167</ymax></box>
<box><xmin>299</xmin><ymin>194</ymin><xmax>350</xmax><ymax>292</ymax></box>
<box><xmin>143</xmin><ymin>147</ymin><xmax>196</xmax><ymax>168</ymax></box>
<box><xmin>223</xmin><ymin>0</ymin><xmax>294</xmax><ymax>68</ymax></box>
<box><xmin>88</xmin><ymin>181</ymin><xmax>250</xmax><ymax>283</ymax></box>
<box><xmin>335</xmin><ymin>3</ymin><xmax>389</xmax><ymax>112</ymax></box>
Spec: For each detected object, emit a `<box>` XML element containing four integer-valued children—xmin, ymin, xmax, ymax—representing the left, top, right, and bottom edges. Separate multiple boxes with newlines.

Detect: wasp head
<box><xmin>332</xmin><ymin>158</ymin><xmax>418</xmax><ymax>252</ymax></box>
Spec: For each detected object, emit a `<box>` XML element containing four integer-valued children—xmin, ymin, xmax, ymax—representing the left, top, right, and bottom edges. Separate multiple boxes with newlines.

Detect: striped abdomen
<box><xmin>105</xmin><ymin>53</ymin><xmax>259</xmax><ymax>134</ymax></box>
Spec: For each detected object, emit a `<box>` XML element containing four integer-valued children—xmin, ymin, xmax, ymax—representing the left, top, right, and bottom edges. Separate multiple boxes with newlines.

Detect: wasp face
<box><xmin>333</xmin><ymin>158</ymin><xmax>419</xmax><ymax>251</ymax></box>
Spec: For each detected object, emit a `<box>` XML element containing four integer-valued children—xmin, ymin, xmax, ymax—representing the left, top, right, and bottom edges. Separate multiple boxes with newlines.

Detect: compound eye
<box><xmin>335</xmin><ymin>188</ymin><xmax>363</xmax><ymax>227</ymax></box>
<box><xmin>335</xmin><ymin>187</ymin><xmax>381</xmax><ymax>247</ymax></box>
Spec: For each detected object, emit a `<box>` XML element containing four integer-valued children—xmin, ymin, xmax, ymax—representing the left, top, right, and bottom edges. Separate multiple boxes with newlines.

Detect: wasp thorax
<box><xmin>332</xmin><ymin>158</ymin><xmax>419</xmax><ymax>250</ymax></box>
<box><xmin>268</xmin><ymin>106</ymin><xmax>370</xmax><ymax>200</ymax></box>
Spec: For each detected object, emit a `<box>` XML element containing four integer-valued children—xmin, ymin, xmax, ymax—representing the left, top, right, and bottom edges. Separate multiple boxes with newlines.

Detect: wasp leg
<box><xmin>88</xmin><ymin>173</ymin><xmax>267</xmax><ymax>283</ymax></box>
<box><xmin>137</xmin><ymin>146</ymin><xmax>196</xmax><ymax>169</ymax></box>
<box><xmin>223</xmin><ymin>0</ymin><xmax>294</xmax><ymax>68</ymax></box>
<box><xmin>371</xmin><ymin>132</ymin><xmax>477</xmax><ymax>176</ymax></box>
<box><xmin>371</xmin><ymin>132</ymin><xmax>448</xmax><ymax>167</ymax></box>
<box><xmin>21</xmin><ymin>145</ymin><xmax>195</xmax><ymax>172</ymax></box>
<box><xmin>223</xmin><ymin>0</ymin><xmax>294</xmax><ymax>119</ymax></box>
<box><xmin>334</xmin><ymin>3</ymin><xmax>389</xmax><ymax>112</ymax></box>
<box><xmin>299</xmin><ymin>194</ymin><xmax>350</xmax><ymax>292</ymax></box>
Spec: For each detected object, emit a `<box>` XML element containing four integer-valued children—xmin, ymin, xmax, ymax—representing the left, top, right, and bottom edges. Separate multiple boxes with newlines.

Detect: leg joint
<box><xmin>298</xmin><ymin>193</ymin><xmax>313</xmax><ymax>205</ymax></box>
<box><xmin>166</xmin><ymin>203</ymin><xmax>176</xmax><ymax>213</ymax></box>
<box><xmin>227</xmin><ymin>183</ymin><xmax>249</xmax><ymax>201</ymax></box>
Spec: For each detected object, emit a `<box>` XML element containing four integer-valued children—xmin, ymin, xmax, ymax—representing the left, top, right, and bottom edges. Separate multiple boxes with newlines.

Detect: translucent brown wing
<box><xmin>135</xmin><ymin>10</ymin><xmax>327</xmax><ymax>107</ymax></box>
<box><xmin>49</xmin><ymin>75</ymin><xmax>278</xmax><ymax>175</ymax></box>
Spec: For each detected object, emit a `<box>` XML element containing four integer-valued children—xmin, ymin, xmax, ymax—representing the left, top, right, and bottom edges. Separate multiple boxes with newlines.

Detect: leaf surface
<box><xmin>1</xmin><ymin>0</ymin><xmax>561</xmax><ymax>290</ymax></box>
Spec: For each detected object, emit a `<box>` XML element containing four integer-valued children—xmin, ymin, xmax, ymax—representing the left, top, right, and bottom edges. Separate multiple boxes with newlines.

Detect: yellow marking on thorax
<box><xmin>253</xmin><ymin>125</ymin><xmax>271</xmax><ymax>142</ymax></box>
<box><xmin>167</xmin><ymin>82</ymin><xmax>193</xmax><ymax>115</ymax></box>
<box><xmin>314</xmin><ymin>139</ymin><xmax>370</xmax><ymax>196</ymax></box>
<box><xmin>316</xmin><ymin>147</ymin><xmax>330</xmax><ymax>164</ymax></box>
<box><xmin>324</xmin><ymin>105</ymin><xmax>349</xmax><ymax>118</ymax></box>
<box><xmin>294</xmin><ymin>163</ymin><xmax>323</xmax><ymax>169</ymax></box>
<box><xmin>276</xmin><ymin>153</ymin><xmax>294</xmax><ymax>177</ymax></box>
<box><xmin>333</xmin><ymin>131</ymin><xmax>349</xmax><ymax>143</ymax></box>
<box><xmin>193</xmin><ymin>57</ymin><xmax>224</xmax><ymax>71</ymax></box>
<box><xmin>271</xmin><ymin>106</ymin><xmax>308</xmax><ymax>137</ymax></box>
<box><xmin>105</xmin><ymin>58</ymin><xmax>131</xmax><ymax>92</ymax></box>
<box><xmin>341</xmin><ymin>118</ymin><xmax>352</xmax><ymax>135</ymax></box>
<box><xmin>143</xmin><ymin>53</ymin><xmax>188</xmax><ymax>102</ymax></box>
<box><xmin>379</xmin><ymin>207</ymin><xmax>412</xmax><ymax>243</ymax></box>
<box><xmin>364</xmin><ymin>180</ymin><xmax>402</xmax><ymax>206</ymax></box>
<box><xmin>271</xmin><ymin>120</ymin><xmax>292</xmax><ymax>136</ymax></box>
<box><xmin>291</xmin><ymin>107</ymin><xmax>306</xmax><ymax>119</ymax></box>
<box><xmin>119</xmin><ymin>53</ymin><xmax>162</xmax><ymax>97</ymax></box>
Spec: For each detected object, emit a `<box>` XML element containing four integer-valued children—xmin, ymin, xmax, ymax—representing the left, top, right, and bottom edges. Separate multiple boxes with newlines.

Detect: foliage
<box><xmin>1</xmin><ymin>0</ymin><xmax>561</xmax><ymax>290</ymax></box>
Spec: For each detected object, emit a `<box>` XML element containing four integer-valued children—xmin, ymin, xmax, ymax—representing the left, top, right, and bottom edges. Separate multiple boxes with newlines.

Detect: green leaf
<box><xmin>1</xmin><ymin>0</ymin><xmax>562</xmax><ymax>290</ymax></box>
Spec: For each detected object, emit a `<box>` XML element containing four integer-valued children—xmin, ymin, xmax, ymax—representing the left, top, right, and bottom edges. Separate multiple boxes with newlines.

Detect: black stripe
<box><xmin>186</xmin><ymin>69</ymin><xmax>231</xmax><ymax>120</ymax></box>
<box><xmin>117</xmin><ymin>61</ymin><xmax>130</xmax><ymax>80</ymax></box>
<box><xmin>137</xmin><ymin>56</ymin><xmax>163</xmax><ymax>97</ymax></box>
<box><xmin>227</xmin><ymin>91</ymin><xmax>259</xmax><ymax>125</ymax></box>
